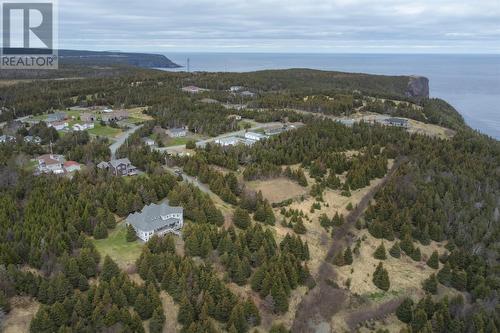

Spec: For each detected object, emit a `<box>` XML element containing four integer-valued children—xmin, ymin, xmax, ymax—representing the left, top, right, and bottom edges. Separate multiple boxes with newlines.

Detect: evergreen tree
<box><xmin>451</xmin><ymin>270</ymin><xmax>467</xmax><ymax>291</ymax></box>
<box><xmin>411</xmin><ymin>309</ymin><xmax>428</xmax><ymax>332</ymax></box>
<box><xmin>410</xmin><ymin>247</ymin><xmax>421</xmax><ymax>261</ymax></box>
<box><xmin>134</xmin><ymin>293</ymin><xmax>153</xmax><ymax>320</ymax></box>
<box><xmin>396</xmin><ymin>298</ymin><xmax>414</xmax><ymax>323</ymax></box>
<box><xmin>228</xmin><ymin>304</ymin><xmax>248</xmax><ymax>333</ymax></box>
<box><xmin>437</xmin><ymin>262</ymin><xmax>452</xmax><ymax>286</ymax></box>
<box><xmin>422</xmin><ymin>274</ymin><xmax>438</xmax><ymax>294</ymax></box>
<box><xmin>372</xmin><ymin>262</ymin><xmax>390</xmax><ymax>291</ymax></box>
<box><xmin>427</xmin><ymin>251</ymin><xmax>439</xmax><ymax>269</ymax></box>
<box><xmin>101</xmin><ymin>255</ymin><xmax>120</xmax><ymax>282</ymax></box>
<box><xmin>233</xmin><ymin>208</ymin><xmax>251</xmax><ymax>230</ymax></box>
<box><xmin>93</xmin><ymin>222</ymin><xmax>108</xmax><ymax>239</ymax></box>
<box><xmin>373</xmin><ymin>242</ymin><xmax>387</xmax><ymax>260</ymax></box>
<box><xmin>389</xmin><ymin>242</ymin><xmax>401</xmax><ymax>258</ymax></box>
<box><xmin>271</xmin><ymin>281</ymin><xmax>288</xmax><ymax>314</ymax></box>
<box><xmin>178</xmin><ymin>295</ymin><xmax>194</xmax><ymax>326</ymax></box>
<box><xmin>293</xmin><ymin>219</ymin><xmax>306</xmax><ymax>234</ymax></box>
<box><xmin>126</xmin><ymin>224</ymin><xmax>137</xmax><ymax>242</ymax></box>
<box><xmin>149</xmin><ymin>308</ymin><xmax>166</xmax><ymax>333</ymax></box>
<box><xmin>343</xmin><ymin>247</ymin><xmax>353</xmax><ymax>265</ymax></box>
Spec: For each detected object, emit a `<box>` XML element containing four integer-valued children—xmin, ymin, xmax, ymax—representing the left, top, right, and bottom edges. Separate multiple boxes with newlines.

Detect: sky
<box><xmin>58</xmin><ymin>0</ymin><xmax>500</xmax><ymax>53</ymax></box>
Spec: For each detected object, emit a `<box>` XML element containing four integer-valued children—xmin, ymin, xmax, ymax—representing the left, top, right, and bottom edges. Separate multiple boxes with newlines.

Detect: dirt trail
<box><xmin>291</xmin><ymin>157</ymin><xmax>406</xmax><ymax>333</ymax></box>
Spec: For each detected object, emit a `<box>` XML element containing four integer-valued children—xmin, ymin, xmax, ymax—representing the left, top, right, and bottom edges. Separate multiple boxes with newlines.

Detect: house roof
<box><xmin>64</xmin><ymin>161</ymin><xmax>80</xmax><ymax>167</ymax></box>
<box><xmin>127</xmin><ymin>202</ymin><xmax>183</xmax><ymax>232</ymax></box>
<box><xmin>38</xmin><ymin>154</ymin><xmax>64</xmax><ymax>165</ymax></box>
<box><xmin>169</xmin><ymin>127</ymin><xmax>186</xmax><ymax>133</ymax></box>
<box><xmin>97</xmin><ymin>161</ymin><xmax>109</xmax><ymax>169</ymax></box>
<box><xmin>109</xmin><ymin>158</ymin><xmax>132</xmax><ymax>168</ymax></box>
<box><xmin>386</xmin><ymin>117</ymin><xmax>408</xmax><ymax>124</ymax></box>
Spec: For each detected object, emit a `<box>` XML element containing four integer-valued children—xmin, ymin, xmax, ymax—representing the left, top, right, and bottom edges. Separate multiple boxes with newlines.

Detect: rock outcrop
<box><xmin>406</xmin><ymin>75</ymin><xmax>429</xmax><ymax>98</ymax></box>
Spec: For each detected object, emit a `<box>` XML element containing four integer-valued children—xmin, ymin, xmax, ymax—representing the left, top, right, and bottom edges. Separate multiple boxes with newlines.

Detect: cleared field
<box><xmin>93</xmin><ymin>222</ymin><xmax>143</xmax><ymax>271</ymax></box>
<box><xmin>335</xmin><ymin>229</ymin><xmax>446</xmax><ymax>298</ymax></box>
<box><xmin>88</xmin><ymin>123</ymin><xmax>123</xmax><ymax>138</ymax></box>
<box><xmin>2</xmin><ymin>296</ymin><xmax>39</xmax><ymax>333</ymax></box>
<box><xmin>246</xmin><ymin>177</ymin><xmax>307</xmax><ymax>203</ymax></box>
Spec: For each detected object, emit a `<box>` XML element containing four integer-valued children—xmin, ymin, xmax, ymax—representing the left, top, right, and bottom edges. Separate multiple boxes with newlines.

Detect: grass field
<box><xmin>93</xmin><ymin>223</ymin><xmax>143</xmax><ymax>271</ymax></box>
<box><xmin>165</xmin><ymin>137</ymin><xmax>192</xmax><ymax>146</ymax></box>
<box><xmin>88</xmin><ymin>123</ymin><xmax>123</xmax><ymax>138</ymax></box>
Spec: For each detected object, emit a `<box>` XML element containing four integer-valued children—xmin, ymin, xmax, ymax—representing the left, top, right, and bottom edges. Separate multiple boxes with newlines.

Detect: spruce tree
<box><xmin>178</xmin><ymin>295</ymin><xmax>194</xmax><ymax>326</ymax></box>
<box><xmin>389</xmin><ymin>242</ymin><xmax>401</xmax><ymax>258</ymax></box>
<box><xmin>134</xmin><ymin>293</ymin><xmax>153</xmax><ymax>320</ymax></box>
<box><xmin>396</xmin><ymin>298</ymin><xmax>414</xmax><ymax>323</ymax></box>
<box><xmin>93</xmin><ymin>222</ymin><xmax>108</xmax><ymax>239</ymax></box>
<box><xmin>271</xmin><ymin>281</ymin><xmax>288</xmax><ymax>314</ymax></box>
<box><xmin>101</xmin><ymin>255</ymin><xmax>120</xmax><ymax>282</ymax></box>
<box><xmin>422</xmin><ymin>274</ymin><xmax>438</xmax><ymax>294</ymax></box>
<box><xmin>293</xmin><ymin>219</ymin><xmax>306</xmax><ymax>234</ymax></box>
<box><xmin>233</xmin><ymin>208</ymin><xmax>251</xmax><ymax>229</ymax></box>
<box><xmin>343</xmin><ymin>247</ymin><xmax>353</xmax><ymax>265</ymax></box>
<box><xmin>437</xmin><ymin>262</ymin><xmax>452</xmax><ymax>286</ymax></box>
<box><xmin>126</xmin><ymin>224</ymin><xmax>137</xmax><ymax>242</ymax></box>
<box><xmin>451</xmin><ymin>270</ymin><xmax>467</xmax><ymax>291</ymax></box>
<box><xmin>373</xmin><ymin>242</ymin><xmax>387</xmax><ymax>260</ymax></box>
<box><xmin>372</xmin><ymin>262</ymin><xmax>390</xmax><ymax>291</ymax></box>
<box><xmin>149</xmin><ymin>308</ymin><xmax>165</xmax><ymax>333</ymax></box>
<box><xmin>426</xmin><ymin>251</ymin><xmax>439</xmax><ymax>269</ymax></box>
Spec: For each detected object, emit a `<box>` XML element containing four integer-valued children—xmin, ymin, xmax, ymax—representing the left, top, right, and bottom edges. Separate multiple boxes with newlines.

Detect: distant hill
<box><xmin>0</xmin><ymin>49</ymin><xmax>179</xmax><ymax>79</ymax></box>
<box><xmin>57</xmin><ymin>49</ymin><xmax>180</xmax><ymax>68</ymax></box>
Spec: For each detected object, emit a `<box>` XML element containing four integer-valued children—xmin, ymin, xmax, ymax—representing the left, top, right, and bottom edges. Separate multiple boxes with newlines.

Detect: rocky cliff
<box><xmin>406</xmin><ymin>75</ymin><xmax>429</xmax><ymax>98</ymax></box>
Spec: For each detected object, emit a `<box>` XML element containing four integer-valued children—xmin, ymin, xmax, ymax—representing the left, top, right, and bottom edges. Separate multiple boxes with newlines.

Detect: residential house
<box><xmin>48</xmin><ymin>120</ymin><xmax>69</xmax><ymax>131</ymax></box>
<box><xmin>64</xmin><ymin>161</ymin><xmax>81</xmax><ymax>173</ymax></box>
<box><xmin>0</xmin><ymin>135</ymin><xmax>16</xmax><ymax>144</ymax></box>
<box><xmin>72</xmin><ymin>123</ymin><xmax>95</xmax><ymax>131</ymax></box>
<box><xmin>215</xmin><ymin>136</ymin><xmax>255</xmax><ymax>147</ymax></box>
<box><xmin>181</xmin><ymin>86</ymin><xmax>208</xmax><ymax>94</ymax></box>
<box><xmin>24</xmin><ymin>136</ymin><xmax>42</xmax><ymax>144</ymax></box>
<box><xmin>227</xmin><ymin>114</ymin><xmax>242</xmax><ymax>121</ymax></box>
<box><xmin>127</xmin><ymin>201</ymin><xmax>184</xmax><ymax>241</ymax></box>
<box><xmin>101</xmin><ymin>110</ymin><xmax>129</xmax><ymax>123</ymax></box>
<box><xmin>230</xmin><ymin>86</ymin><xmax>244</xmax><ymax>92</ymax></box>
<box><xmin>244</xmin><ymin>132</ymin><xmax>268</xmax><ymax>141</ymax></box>
<box><xmin>265</xmin><ymin>126</ymin><xmax>288</xmax><ymax>136</ymax></box>
<box><xmin>384</xmin><ymin>117</ymin><xmax>409</xmax><ymax>128</ymax></box>
<box><xmin>101</xmin><ymin>158</ymin><xmax>138</xmax><ymax>176</ymax></box>
<box><xmin>240</xmin><ymin>91</ymin><xmax>256</xmax><ymax>98</ymax></box>
<box><xmin>47</xmin><ymin>112</ymin><xmax>67</xmax><ymax>123</ymax></box>
<box><xmin>37</xmin><ymin>154</ymin><xmax>65</xmax><ymax>174</ymax></box>
<box><xmin>167</xmin><ymin>127</ymin><xmax>187</xmax><ymax>138</ymax></box>
<box><xmin>80</xmin><ymin>113</ymin><xmax>96</xmax><ymax>122</ymax></box>
<box><xmin>142</xmin><ymin>137</ymin><xmax>155</xmax><ymax>146</ymax></box>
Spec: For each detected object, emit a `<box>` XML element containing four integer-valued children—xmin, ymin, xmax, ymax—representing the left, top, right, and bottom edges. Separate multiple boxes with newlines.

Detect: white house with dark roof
<box><xmin>127</xmin><ymin>202</ymin><xmax>184</xmax><ymax>241</ymax></box>
<box><xmin>167</xmin><ymin>127</ymin><xmax>187</xmax><ymax>138</ymax></box>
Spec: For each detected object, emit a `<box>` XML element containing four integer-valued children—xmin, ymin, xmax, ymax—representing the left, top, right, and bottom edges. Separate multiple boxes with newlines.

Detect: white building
<box><xmin>37</xmin><ymin>154</ymin><xmax>65</xmax><ymax>174</ymax></box>
<box><xmin>142</xmin><ymin>137</ymin><xmax>155</xmax><ymax>146</ymax></box>
<box><xmin>127</xmin><ymin>202</ymin><xmax>184</xmax><ymax>241</ymax></box>
<box><xmin>244</xmin><ymin>132</ymin><xmax>268</xmax><ymax>141</ymax></box>
<box><xmin>215</xmin><ymin>136</ymin><xmax>256</xmax><ymax>147</ymax></box>
<box><xmin>72</xmin><ymin>123</ymin><xmax>95</xmax><ymax>131</ymax></box>
<box><xmin>167</xmin><ymin>127</ymin><xmax>187</xmax><ymax>138</ymax></box>
<box><xmin>0</xmin><ymin>135</ymin><xmax>16</xmax><ymax>144</ymax></box>
<box><xmin>48</xmin><ymin>121</ymin><xmax>69</xmax><ymax>131</ymax></box>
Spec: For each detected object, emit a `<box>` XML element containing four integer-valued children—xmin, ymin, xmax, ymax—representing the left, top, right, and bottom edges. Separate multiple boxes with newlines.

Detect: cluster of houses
<box><xmin>213</xmin><ymin>125</ymin><xmax>294</xmax><ymax>147</ymax></box>
<box><xmin>126</xmin><ymin>201</ymin><xmax>184</xmax><ymax>241</ymax></box>
<box><xmin>0</xmin><ymin>134</ymin><xmax>42</xmax><ymax>145</ymax></box>
<box><xmin>229</xmin><ymin>86</ymin><xmax>256</xmax><ymax>98</ymax></box>
<box><xmin>182</xmin><ymin>86</ymin><xmax>209</xmax><ymax>94</ymax></box>
<box><xmin>97</xmin><ymin>158</ymin><xmax>138</xmax><ymax>177</ymax></box>
<box><xmin>337</xmin><ymin>117</ymin><xmax>410</xmax><ymax>129</ymax></box>
<box><xmin>42</xmin><ymin>109</ymin><xmax>130</xmax><ymax>132</ymax></box>
<box><xmin>36</xmin><ymin>154</ymin><xmax>81</xmax><ymax>175</ymax></box>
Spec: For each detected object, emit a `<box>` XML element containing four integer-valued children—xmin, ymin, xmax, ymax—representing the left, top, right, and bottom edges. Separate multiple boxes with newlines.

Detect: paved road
<box><xmin>153</xmin><ymin>122</ymin><xmax>284</xmax><ymax>154</ymax></box>
<box><xmin>109</xmin><ymin>124</ymin><xmax>143</xmax><ymax>159</ymax></box>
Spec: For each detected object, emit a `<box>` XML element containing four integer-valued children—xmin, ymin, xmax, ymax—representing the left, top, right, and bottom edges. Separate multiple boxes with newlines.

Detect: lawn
<box><xmin>93</xmin><ymin>223</ymin><xmax>143</xmax><ymax>270</ymax></box>
<box><xmin>165</xmin><ymin>137</ymin><xmax>192</xmax><ymax>146</ymax></box>
<box><xmin>88</xmin><ymin>123</ymin><xmax>123</xmax><ymax>138</ymax></box>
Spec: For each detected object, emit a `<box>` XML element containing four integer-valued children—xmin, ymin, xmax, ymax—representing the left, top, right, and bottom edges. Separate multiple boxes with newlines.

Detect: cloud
<box><xmin>57</xmin><ymin>0</ymin><xmax>500</xmax><ymax>53</ymax></box>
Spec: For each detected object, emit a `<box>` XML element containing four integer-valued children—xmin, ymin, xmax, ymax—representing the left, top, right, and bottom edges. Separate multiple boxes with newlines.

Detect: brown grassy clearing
<box><xmin>246</xmin><ymin>177</ymin><xmax>308</xmax><ymax>204</ymax></box>
<box><xmin>2</xmin><ymin>296</ymin><xmax>39</xmax><ymax>333</ymax></box>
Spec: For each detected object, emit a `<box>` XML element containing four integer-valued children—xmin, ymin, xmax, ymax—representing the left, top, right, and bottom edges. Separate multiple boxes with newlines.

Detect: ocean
<box><xmin>162</xmin><ymin>53</ymin><xmax>500</xmax><ymax>139</ymax></box>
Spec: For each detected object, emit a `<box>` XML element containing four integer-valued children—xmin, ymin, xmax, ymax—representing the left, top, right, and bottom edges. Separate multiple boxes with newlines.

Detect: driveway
<box><xmin>109</xmin><ymin>124</ymin><xmax>143</xmax><ymax>159</ymax></box>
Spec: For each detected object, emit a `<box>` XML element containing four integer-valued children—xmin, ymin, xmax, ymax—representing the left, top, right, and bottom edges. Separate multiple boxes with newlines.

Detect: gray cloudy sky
<box><xmin>58</xmin><ymin>0</ymin><xmax>500</xmax><ymax>53</ymax></box>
